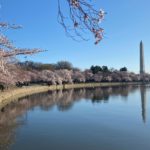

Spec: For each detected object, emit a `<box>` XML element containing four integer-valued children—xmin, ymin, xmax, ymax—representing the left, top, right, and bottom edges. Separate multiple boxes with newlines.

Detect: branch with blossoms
<box><xmin>0</xmin><ymin>22</ymin><xmax>45</xmax><ymax>75</ymax></box>
<box><xmin>0</xmin><ymin>22</ymin><xmax>22</xmax><ymax>30</ymax></box>
<box><xmin>58</xmin><ymin>0</ymin><xmax>106</xmax><ymax>44</ymax></box>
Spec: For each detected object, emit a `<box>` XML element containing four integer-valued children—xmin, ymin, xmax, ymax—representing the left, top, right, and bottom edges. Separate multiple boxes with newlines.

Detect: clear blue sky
<box><xmin>1</xmin><ymin>0</ymin><xmax>150</xmax><ymax>73</ymax></box>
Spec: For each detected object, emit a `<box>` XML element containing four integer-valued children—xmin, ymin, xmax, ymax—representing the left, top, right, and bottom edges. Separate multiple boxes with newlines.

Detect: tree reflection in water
<box><xmin>0</xmin><ymin>85</ymin><xmax>148</xmax><ymax>149</ymax></box>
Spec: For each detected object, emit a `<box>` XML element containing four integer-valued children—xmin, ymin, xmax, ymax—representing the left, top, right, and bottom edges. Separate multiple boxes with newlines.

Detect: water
<box><xmin>0</xmin><ymin>85</ymin><xmax>150</xmax><ymax>150</ymax></box>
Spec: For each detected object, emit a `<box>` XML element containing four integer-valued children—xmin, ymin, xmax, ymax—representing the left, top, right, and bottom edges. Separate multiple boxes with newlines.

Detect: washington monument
<box><xmin>140</xmin><ymin>41</ymin><xmax>145</xmax><ymax>74</ymax></box>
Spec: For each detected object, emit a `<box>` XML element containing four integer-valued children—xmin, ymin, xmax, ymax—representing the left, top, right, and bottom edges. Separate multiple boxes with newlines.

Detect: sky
<box><xmin>0</xmin><ymin>0</ymin><xmax>150</xmax><ymax>73</ymax></box>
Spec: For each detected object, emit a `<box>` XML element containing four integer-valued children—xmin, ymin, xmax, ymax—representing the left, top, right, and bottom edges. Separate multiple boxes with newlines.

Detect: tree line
<box><xmin>0</xmin><ymin>61</ymin><xmax>150</xmax><ymax>91</ymax></box>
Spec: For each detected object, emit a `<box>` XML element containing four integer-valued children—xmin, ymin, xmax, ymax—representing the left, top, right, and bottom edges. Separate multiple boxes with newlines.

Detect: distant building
<box><xmin>140</xmin><ymin>41</ymin><xmax>145</xmax><ymax>74</ymax></box>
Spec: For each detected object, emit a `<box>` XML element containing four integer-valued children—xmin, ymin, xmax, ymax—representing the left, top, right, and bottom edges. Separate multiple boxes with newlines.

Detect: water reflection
<box><xmin>140</xmin><ymin>86</ymin><xmax>147</xmax><ymax>123</ymax></box>
<box><xmin>0</xmin><ymin>85</ymin><xmax>149</xmax><ymax>149</ymax></box>
<box><xmin>0</xmin><ymin>107</ymin><xmax>25</xmax><ymax>150</ymax></box>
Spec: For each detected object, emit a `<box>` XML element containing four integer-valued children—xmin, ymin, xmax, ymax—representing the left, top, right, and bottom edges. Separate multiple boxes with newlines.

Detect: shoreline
<box><xmin>0</xmin><ymin>82</ymin><xmax>144</xmax><ymax>109</ymax></box>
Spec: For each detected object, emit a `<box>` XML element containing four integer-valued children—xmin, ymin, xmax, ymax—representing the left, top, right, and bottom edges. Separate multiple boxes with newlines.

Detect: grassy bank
<box><xmin>0</xmin><ymin>82</ymin><xmax>141</xmax><ymax>109</ymax></box>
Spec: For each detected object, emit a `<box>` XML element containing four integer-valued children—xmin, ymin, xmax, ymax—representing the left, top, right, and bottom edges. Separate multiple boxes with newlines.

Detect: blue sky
<box><xmin>1</xmin><ymin>0</ymin><xmax>150</xmax><ymax>73</ymax></box>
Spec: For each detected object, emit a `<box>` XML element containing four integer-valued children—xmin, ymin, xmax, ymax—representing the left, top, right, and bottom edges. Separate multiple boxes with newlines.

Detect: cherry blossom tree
<box><xmin>72</xmin><ymin>70</ymin><xmax>85</xmax><ymax>83</ymax></box>
<box><xmin>55</xmin><ymin>69</ymin><xmax>73</xmax><ymax>84</ymax></box>
<box><xmin>39</xmin><ymin>70</ymin><xmax>61</xmax><ymax>85</ymax></box>
<box><xmin>0</xmin><ymin>22</ymin><xmax>44</xmax><ymax>81</ymax></box>
<box><xmin>140</xmin><ymin>74</ymin><xmax>150</xmax><ymax>82</ymax></box>
<box><xmin>93</xmin><ymin>72</ymin><xmax>103</xmax><ymax>82</ymax></box>
<box><xmin>102</xmin><ymin>75</ymin><xmax>112</xmax><ymax>82</ymax></box>
<box><xmin>84</xmin><ymin>69</ymin><xmax>93</xmax><ymax>82</ymax></box>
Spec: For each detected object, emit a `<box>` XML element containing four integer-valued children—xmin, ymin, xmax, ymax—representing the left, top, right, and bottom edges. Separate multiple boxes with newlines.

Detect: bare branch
<box><xmin>0</xmin><ymin>22</ymin><xmax>22</xmax><ymax>30</ymax></box>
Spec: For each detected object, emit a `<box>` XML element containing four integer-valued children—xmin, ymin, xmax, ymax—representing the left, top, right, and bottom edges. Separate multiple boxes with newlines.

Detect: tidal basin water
<box><xmin>0</xmin><ymin>85</ymin><xmax>150</xmax><ymax>150</ymax></box>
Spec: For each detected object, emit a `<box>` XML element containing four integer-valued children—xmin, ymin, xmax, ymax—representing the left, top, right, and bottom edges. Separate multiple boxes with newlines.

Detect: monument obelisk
<box><xmin>140</xmin><ymin>41</ymin><xmax>145</xmax><ymax>74</ymax></box>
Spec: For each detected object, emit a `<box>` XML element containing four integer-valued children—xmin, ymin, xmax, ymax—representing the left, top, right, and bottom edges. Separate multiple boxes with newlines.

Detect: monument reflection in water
<box><xmin>0</xmin><ymin>85</ymin><xmax>150</xmax><ymax>150</ymax></box>
<box><xmin>140</xmin><ymin>86</ymin><xmax>147</xmax><ymax>123</ymax></box>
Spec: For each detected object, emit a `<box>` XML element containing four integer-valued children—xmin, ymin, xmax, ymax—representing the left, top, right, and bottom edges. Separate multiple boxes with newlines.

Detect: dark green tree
<box><xmin>120</xmin><ymin>67</ymin><xmax>128</xmax><ymax>72</ymax></box>
<box><xmin>102</xmin><ymin>66</ymin><xmax>109</xmax><ymax>72</ymax></box>
<box><xmin>90</xmin><ymin>65</ymin><xmax>102</xmax><ymax>74</ymax></box>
